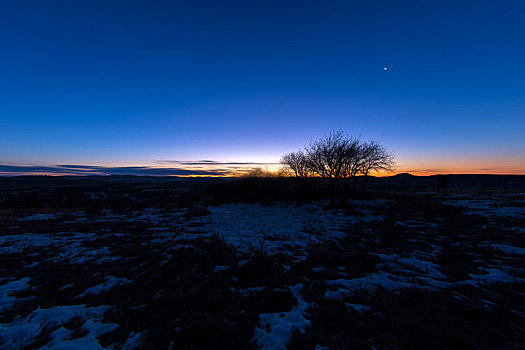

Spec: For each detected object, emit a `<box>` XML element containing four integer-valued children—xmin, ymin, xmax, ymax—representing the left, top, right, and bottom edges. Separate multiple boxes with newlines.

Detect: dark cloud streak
<box><xmin>0</xmin><ymin>164</ymin><xmax>227</xmax><ymax>177</ymax></box>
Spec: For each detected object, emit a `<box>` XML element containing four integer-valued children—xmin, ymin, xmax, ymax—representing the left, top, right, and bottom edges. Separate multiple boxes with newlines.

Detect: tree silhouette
<box><xmin>280</xmin><ymin>130</ymin><xmax>394</xmax><ymax>198</ymax></box>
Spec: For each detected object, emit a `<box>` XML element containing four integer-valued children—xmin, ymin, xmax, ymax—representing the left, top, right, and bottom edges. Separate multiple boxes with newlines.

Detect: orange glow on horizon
<box><xmin>393</xmin><ymin>156</ymin><xmax>525</xmax><ymax>176</ymax></box>
<box><xmin>1</xmin><ymin>157</ymin><xmax>524</xmax><ymax>177</ymax></box>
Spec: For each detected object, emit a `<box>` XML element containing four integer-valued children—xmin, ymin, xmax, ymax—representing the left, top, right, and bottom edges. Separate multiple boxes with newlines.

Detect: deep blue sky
<box><xmin>1</xmin><ymin>0</ymin><xmax>524</xmax><ymax>174</ymax></box>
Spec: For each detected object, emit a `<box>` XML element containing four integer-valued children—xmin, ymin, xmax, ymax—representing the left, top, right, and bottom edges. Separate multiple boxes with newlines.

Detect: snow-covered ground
<box><xmin>4</xmin><ymin>200</ymin><xmax>387</xmax><ymax>260</ymax></box>
<box><xmin>0</xmin><ymin>231</ymin><xmax>119</xmax><ymax>264</ymax></box>
<box><xmin>253</xmin><ymin>284</ymin><xmax>311</xmax><ymax>350</ymax></box>
<box><xmin>78</xmin><ymin>277</ymin><xmax>129</xmax><ymax>297</ymax></box>
<box><xmin>0</xmin><ymin>278</ymin><xmax>30</xmax><ymax>313</ymax></box>
<box><xmin>0</xmin><ymin>304</ymin><xmax>117</xmax><ymax>349</ymax></box>
<box><xmin>491</xmin><ymin>243</ymin><xmax>525</xmax><ymax>256</ymax></box>
<box><xmin>443</xmin><ymin>196</ymin><xmax>525</xmax><ymax>218</ymax></box>
<box><xmin>1</xmin><ymin>192</ymin><xmax>524</xmax><ymax>349</ymax></box>
<box><xmin>181</xmin><ymin>200</ymin><xmax>386</xmax><ymax>258</ymax></box>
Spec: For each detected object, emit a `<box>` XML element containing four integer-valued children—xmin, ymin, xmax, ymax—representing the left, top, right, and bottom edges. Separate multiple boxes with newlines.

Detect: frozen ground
<box><xmin>443</xmin><ymin>196</ymin><xmax>525</xmax><ymax>218</ymax></box>
<box><xmin>183</xmin><ymin>199</ymin><xmax>386</xmax><ymax>258</ymax></box>
<box><xmin>0</xmin><ymin>304</ymin><xmax>117</xmax><ymax>349</ymax></box>
<box><xmin>0</xmin><ymin>192</ymin><xmax>524</xmax><ymax>348</ymax></box>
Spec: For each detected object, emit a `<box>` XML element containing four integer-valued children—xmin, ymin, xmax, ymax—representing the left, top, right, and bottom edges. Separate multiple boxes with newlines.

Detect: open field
<box><xmin>1</xmin><ymin>176</ymin><xmax>524</xmax><ymax>349</ymax></box>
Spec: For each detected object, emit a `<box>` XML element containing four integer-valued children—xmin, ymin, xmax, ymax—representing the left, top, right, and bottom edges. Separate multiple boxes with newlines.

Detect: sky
<box><xmin>1</xmin><ymin>0</ymin><xmax>524</xmax><ymax>176</ymax></box>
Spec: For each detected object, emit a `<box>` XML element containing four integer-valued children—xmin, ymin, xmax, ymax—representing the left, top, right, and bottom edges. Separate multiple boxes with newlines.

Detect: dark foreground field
<box><xmin>0</xmin><ymin>175</ymin><xmax>524</xmax><ymax>349</ymax></box>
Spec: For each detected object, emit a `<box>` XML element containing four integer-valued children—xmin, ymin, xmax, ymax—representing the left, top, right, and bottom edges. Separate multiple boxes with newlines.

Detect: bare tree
<box><xmin>359</xmin><ymin>141</ymin><xmax>395</xmax><ymax>193</ymax></box>
<box><xmin>281</xmin><ymin>130</ymin><xmax>394</xmax><ymax>199</ymax></box>
<box><xmin>280</xmin><ymin>150</ymin><xmax>311</xmax><ymax>178</ymax></box>
<box><xmin>340</xmin><ymin>137</ymin><xmax>362</xmax><ymax>194</ymax></box>
<box><xmin>305</xmin><ymin>130</ymin><xmax>351</xmax><ymax>178</ymax></box>
<box><xmin>304</xmin><ymin>130</ymin><xmax>354</xmax><ymax>202</ymax></box>
<box><xmin>281</xmin><ymin>150</ymin><xmax>312</xmax><ymax>200</ymax></box>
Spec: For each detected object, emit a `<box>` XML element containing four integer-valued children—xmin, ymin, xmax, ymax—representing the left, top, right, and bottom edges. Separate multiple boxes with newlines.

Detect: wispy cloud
<box><xmin>0</xmin><ymin>158</ymin><xmax>284</xmax><ymax>176</ymax></box>
<box><xmin>0</xmin><ymin>164</ymin><xmax>229</xmax><ymax>177</ymax></box>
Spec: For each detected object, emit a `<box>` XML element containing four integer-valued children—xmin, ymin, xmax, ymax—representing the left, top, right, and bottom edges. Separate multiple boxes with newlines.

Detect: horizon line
<box><xmin>1</xmin><ymin>163</ymin><xmax>525</xmax><ymax>177</ymax></box>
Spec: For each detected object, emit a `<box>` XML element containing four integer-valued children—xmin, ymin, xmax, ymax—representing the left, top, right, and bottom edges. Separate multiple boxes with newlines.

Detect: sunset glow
<box><xmin>1</xmin><ymin>1</ymin><xmax>524</xmax><ymax>176</ymax></box>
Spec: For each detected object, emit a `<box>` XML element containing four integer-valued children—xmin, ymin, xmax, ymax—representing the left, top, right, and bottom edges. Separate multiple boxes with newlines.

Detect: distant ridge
<box><xmin>392</xmin><ymin>173</ymin><xmax>415</xmax><ymax>178</ymax></box>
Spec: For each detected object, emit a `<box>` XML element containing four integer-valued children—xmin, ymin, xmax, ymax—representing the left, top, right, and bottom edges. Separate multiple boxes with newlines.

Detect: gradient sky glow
<box><xmin>1</xmin><ymin>0</ymin><xmax>524</xmax><ymax>175</ymax></box>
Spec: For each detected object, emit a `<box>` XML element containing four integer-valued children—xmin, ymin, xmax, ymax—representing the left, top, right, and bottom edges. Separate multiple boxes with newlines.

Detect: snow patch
<box><xmin>238</xmin><ymin>286</ymin><xmax>265</xmax><ymax>296</ymax></box>
<box><xmin>0</xmin><ymin>305</ymin><xmax>117</xmax><ymax>349</ymax></box>
<box><xmin>345</xmin><ymin>303</ymin><xmax>371</xmax><ymax>312</ymax></box>
<box><xmin>0</xmin><ymin>277</ymin><xmax>30</xmax><ymax>312</ymax></box>
<box><xmin>18</xmin><ymin>213</ymin><xmax>58</xmax><ymax>221</ymax></box>
<box><xmin>463</xmin><ymin>268</ymin><xmax>525</xmax><ymax>286</ymax></box>
<box><xmin>186</xmin><ymin>200</ymin><xmax>384</xmax><ymax>256</ymax></box>
<box><xmin>443</xmin><ymin>199</ymin><xmax>525</xmax><ymax>218</ymax></box>
<box><xmin>491</xmin><ymin>244</ymin><xmax>525</xmax><ymax>256</ymax></box>
<box><xmin>79</xmin><ymin>277</ymin><xmax>129</xmax><ymax>297</ymax></box>
<box><xmin>252</xmin><ymin>283</ymin><xmax>311</xmax><ymax>350</ymax></box>
<box><xmin>123</xmin><ymin>331</ymin><xmax>146</xmax><ymax>350</ymax></box>
<box><xmin>326</xmin><ymin>273</ymin><xmax>412</xmax><ymax>298</ymax></box>
<box><xmin>213</xmin><ymin>265</ymin><xmax>229</xmax><ymax>272</ymax></box>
